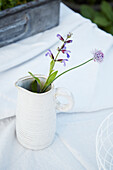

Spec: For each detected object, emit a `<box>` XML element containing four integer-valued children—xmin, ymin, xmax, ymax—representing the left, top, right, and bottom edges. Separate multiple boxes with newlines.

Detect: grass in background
<box><xmin>0</xmin><ymin>0</ymin><xmax>34</xmax><ymax>11</ymax></box>
<box><xmin>81</xmin><ymin>1</ymin><xmax>113</xmax><ymax>35</ymax></box>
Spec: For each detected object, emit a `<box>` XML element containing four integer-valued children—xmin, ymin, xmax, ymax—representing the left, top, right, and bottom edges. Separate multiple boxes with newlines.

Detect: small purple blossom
<box><xmin>66</xmin><ymin>40</ymin><xmax>73</xmax><ymax>43</ymax></box>
<box><xmin>57</xmin><ymin>34</ymin><xmax>64</xmax><ymax>41</ymax></box>
<box><xmin>67</xmin><ymin>32</ymin><xmax>73</xmax><ymax>39</ymax></box>
<box><xmin>57</xmin><ymin>59</ymin><xmax>68</xmax><ymax>66</ymax></box>
<box><xmin>58</xmin><ymin>44</ymin><xmax>71</xmax><ymax>58</ymax></box>
<box><xmin>61</xmin><ymin>44</ymin><xmax>71</xmax><ymax>58</ymax></box>
<box><xmin>61</xmin><ymin>49</ymin><xmax>71</xmax><ymax>58</ymax></box>
<box><xmin>45</xmin><ymin>49</ymin><xmax>52</xmax><ymax>56</ymax></box>
<box><xmin>61</xmin><ymin>43</ymin><xmax>66</xmax><ymax>50</ymax></box>
<box><xmin>57</xmin><ymin>44</ymin><xmax>66</xmax><ymax>52</ymax></box>
<box><xmin>45</xmin><ymin>50</ymin><xmax>54</xmax><ymax>59</ymax></box>
<box><xmin>62</xmin><ymin>59</ymin><xmax>68</xmax><ymax>66</ymax></box>
<box><xmin>93</xmin><ymin>50</ymin><xmax>104</xmax><ymax>63</ymax></box>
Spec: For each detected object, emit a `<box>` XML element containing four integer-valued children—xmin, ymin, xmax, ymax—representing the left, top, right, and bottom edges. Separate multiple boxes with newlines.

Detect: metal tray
<box><xmin>0</xmin><ymin>0</ymin><xmax>60</xmax><ymax>47</ymax></box>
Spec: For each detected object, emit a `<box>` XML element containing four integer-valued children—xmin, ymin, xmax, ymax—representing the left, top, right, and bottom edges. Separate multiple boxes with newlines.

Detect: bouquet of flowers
<box><xmin>29</xmin><ymin>32</ymin><xmax>104</xmax><ymax>93</ymax></box>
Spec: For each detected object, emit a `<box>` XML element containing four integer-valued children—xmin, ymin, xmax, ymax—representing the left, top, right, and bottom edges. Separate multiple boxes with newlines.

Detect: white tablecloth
<box><xmin>0</xmin><ymin>3</ymin><xmax>113</xmax><ymax>170</ymax></box>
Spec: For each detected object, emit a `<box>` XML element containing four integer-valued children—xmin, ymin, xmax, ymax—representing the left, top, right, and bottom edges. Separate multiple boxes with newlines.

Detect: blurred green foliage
<box><xmin>71</xmin><ymin>0</ymin><xmax>112</xmax><ymax>5</ymax></box>
<box><xmin>0</xmin><ymin>0</ymin><xmax>34</xmax><ymax>11</ymax></box>
<box><xmin>80</xmin><ymin>1</ymin><xmax>113</xmax><ymax>35</ymax></box>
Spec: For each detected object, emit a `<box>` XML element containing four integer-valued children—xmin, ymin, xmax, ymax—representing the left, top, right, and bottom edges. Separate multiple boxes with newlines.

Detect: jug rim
<box><xmin>15</xmin><ymin>74</ymin><xmax>54</xmax><ymax>96</ymax></box>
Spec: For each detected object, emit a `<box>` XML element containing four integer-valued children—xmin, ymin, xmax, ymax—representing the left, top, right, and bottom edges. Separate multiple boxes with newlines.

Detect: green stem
<box><xmin>55</xmin><ymin>42</ymin><xmax>65</xmax><ymax>60</ymax></box>
<box><xmin>41</xmin><ymin>40</ymin><xmax>66</xmax><ymax>92</ymax></box>
<box><xmin>41</xmin><ymin>71</ymin><xmax>51</xmax><ymax>92</ymax></box>
<box><xmin>42</xmin><ymin>58</ymin><xmax>93</xmax><ymax>92</ymax></box>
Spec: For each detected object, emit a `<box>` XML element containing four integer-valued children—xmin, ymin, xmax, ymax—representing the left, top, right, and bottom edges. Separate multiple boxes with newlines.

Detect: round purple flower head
<box><xmin>93</xmin><ymin>50</ymin><xmax>104</xmax><ymax>63</ymax></box>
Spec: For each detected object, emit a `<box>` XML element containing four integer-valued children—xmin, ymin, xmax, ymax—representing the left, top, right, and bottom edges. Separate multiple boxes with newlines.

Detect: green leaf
<box><xmin>49</xmin><ymin>60</ymin><xmax>55</xmax><ymax>74</ymax></box>
<box><xmin>0</xmin><ymin>0</ymin><xmax>2</xmax><ymax>10</ymax></box>
<box><xmin>94</xmin><ymin>16</ymin><xmax>111</xmax><ymax>27</ymax></box>
<box><xmin>104</xmin><ymin>24</ymin><xmax>113</xmax><ymax>35</ymax></box>
<box><xmin>46</xmin><ymin>71</ymin><xmax>58</xmax><ymax>87</ymax></box>
<box><xmin>80</xmin><ymin>5</ymin><xmax>95</xmax><ymax>21</ymax></box>
<box><xmin>0</xmin><ymin>0</ymin><xmax>2</xmax><ymax>6</ymax></box>
<box><xmin>101</xmin><ymin>1</ymin><xmax>113</xmax><ymax>21</ymax></box>
<box><xmin>28</xmin><ymin>72</ymin><xmax>41</xmax><ymax>87</ymax></box>
<box><xmin>94</xmin><ymin>11</ymin><xmax>105</xmax><ymax>18</ymax></box>
<box><xmin>31</xmin><ymin>80</ymin><xmax>37</xmax><ymax>93</ymax></box>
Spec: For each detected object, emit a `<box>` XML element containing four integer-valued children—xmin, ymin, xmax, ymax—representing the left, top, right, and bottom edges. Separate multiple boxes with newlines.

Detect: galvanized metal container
<box><xmin>0</xmin><ymin>0</ymin><xmax>60</xmax><ymax>47</ymax></box>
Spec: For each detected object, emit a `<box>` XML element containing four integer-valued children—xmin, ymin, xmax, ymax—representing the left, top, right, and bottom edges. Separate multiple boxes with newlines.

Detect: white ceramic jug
<box><xmin>15</xmin><ymin>75</ymin><xmax>74</xmax><ymax>150</ymax></box>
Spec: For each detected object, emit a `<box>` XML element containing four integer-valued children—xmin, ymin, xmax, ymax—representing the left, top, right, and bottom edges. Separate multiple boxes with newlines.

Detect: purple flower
<box><xmin>57</xmin><ymin>44</ymin><xmax>66</xmax><ymax>52</ymax></box>
<box><xmin>61</xmin><ymin>43</ymin><xmax>66</xmax><ymax>50</ymax></box>
<box><xmin>45</xmin><ymin>50</ymin><xmax>54</xmax><ymax>59</ymax></box>
<box><xmin>66</xmin><ymin>40</ymin><xmax>73</xmax><ymax>43</ymax></box>
<box><xmin>58</xmin><ymin>44</ymin><xmax>71</xmax><ymax>58</ymax></box>
<box><xmin>62</xmin><ymin>59</ymin><xmax>68</xmax><ymax>66</ymax></box>
<box><xmin>60</xmin><ymin>44</ymin><xmax>71</xmax><ymax>58</ymax></box>
<box><xmin>67</xmin><ymin>32</ymin><xmax>73</xmax><ymax>39</ymax></box>
<box><xmin>57</xmin><ymin>59</ymin><xmax>68</xmax><ymax>66</ymax></box>
<box><xmin>93</xmin><ymin>50</ymin><xmax>104</xmax><ymax>63</ymax></box>
<box><xmin>61</xmin><ymin>49</ymin><xmax>71</xmax><ymax>58</ymax></box>
<box><xmin>57</xmin><ymin>34</ymin><xmax>64</xmax><ymax>41</ymax></box>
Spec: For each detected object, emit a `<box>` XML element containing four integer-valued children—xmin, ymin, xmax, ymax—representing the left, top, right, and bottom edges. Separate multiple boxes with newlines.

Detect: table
<box><xmin>0</xmin><ymin>3</ymin><xmax>113</xmax><ymax>170</ymax></box>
